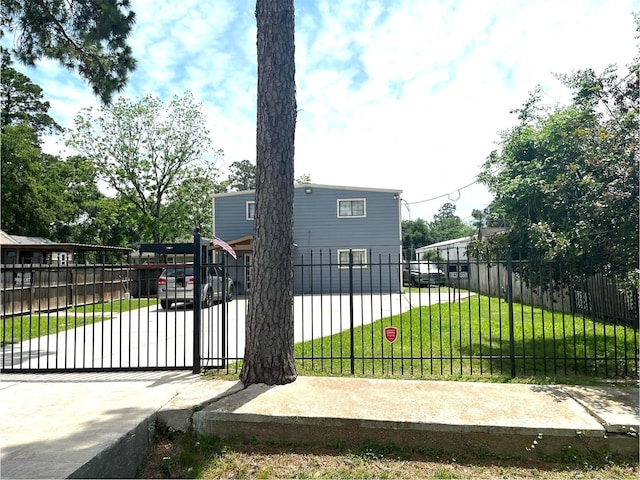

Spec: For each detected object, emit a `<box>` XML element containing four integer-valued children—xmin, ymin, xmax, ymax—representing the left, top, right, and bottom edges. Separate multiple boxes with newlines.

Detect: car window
<box><xmin>410</xmin><ymin>263</ymin><xmax>440</xmax><ymax>273</ymax></box>
<box><xmin>166</xmin><ymin>267</ymin><xmax>194</xmax><ymax>277</ymax></box>
<box><xmin>163</xmin><ymin>266</ymin><xmax>223</xmax><ymax>278</ymax></box>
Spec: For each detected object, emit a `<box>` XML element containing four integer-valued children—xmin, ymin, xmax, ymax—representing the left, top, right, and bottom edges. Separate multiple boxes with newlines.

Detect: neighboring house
<box><xmin>415</xmin><ymin>235</ymin><xmax>473</xmax><ymax>262</ymax></box>
<box><xmin>416</xmin><ymin>235</ymin><xmax>474</xmax><ymax>281</ymax></box>
<box><xmin>212</xmin><ymin>183</ymin><xmax>403</xmax><ymax>294</ymax></box>
<box><xmin>0</xmin><ymin>230</ymin><xmax>132</xmax><ymax>265</ymax></box>
<box><xmin>415</xmin><ymin>228</ymin><xmax>507</xmax><ymax>282</ymax></box>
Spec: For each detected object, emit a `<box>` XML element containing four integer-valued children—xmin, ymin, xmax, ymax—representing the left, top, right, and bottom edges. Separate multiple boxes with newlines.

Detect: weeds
<box><xmin>138</xmin><ymin>428</ymin><xmax>639</xmax><ymax>479</ymax></box>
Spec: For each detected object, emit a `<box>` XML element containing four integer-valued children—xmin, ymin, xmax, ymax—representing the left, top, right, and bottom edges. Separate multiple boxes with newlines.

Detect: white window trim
<box><xmin>246</xmin><ymin>201</ymin><xmax>255</xmax><ymax>220</ymax></box>
<box><xmin>337</xmin><ymin>249</ymin><xmax>368</xmax><ymax>269</ymax></box>
<box><xmin>337</xmin><ymin>198</ymin><xmax>366</xmax><ymax>218</ymax></box>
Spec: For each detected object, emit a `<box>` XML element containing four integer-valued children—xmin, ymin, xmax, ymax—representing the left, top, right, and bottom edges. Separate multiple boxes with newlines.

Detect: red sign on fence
<box><xmin>384</xmin><ymin>326</ymin><xmax>398</xmax><ymax>343</ymax></box>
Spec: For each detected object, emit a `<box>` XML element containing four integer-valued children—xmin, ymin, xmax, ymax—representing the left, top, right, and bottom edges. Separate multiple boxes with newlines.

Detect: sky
<box><xmin>9</xmin><ymin>0</ymin><xmax>640</xmax><ymax>224</ymax></box>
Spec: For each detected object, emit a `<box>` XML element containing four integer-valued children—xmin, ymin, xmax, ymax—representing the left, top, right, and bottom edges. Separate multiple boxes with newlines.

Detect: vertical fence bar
<box><xmin>506</xmin><ymin>251</ymin><xmax>516</xmax><ymax>378</ymax></box>
<box><xmin>349</xmin><ymin>249</ymin><xmax>355</xmax><ymax>375</ymax></box>
<box><xmin>221</xmin><ymin>252</ymin><xmax>227</xmax><ymax>370</ymax></box>
<box><xmin>192</xmin><ymin>229</ymin><xmax>201</xmax><ymax>374</ymax></box>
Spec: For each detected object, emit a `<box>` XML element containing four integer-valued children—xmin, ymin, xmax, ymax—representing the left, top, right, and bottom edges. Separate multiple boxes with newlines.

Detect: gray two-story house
<box><xmin>212</xmin><ymin>183</ymin><xmax>403</xmax><ymax>294</ymax></box>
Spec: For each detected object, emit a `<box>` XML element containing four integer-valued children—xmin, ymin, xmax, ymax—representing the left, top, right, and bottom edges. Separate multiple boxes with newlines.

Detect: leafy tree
<box><xmin>429</xmin><ymin>203</ymin><xmax>474</xmax><ymax>243</ymax></box>
<box><xmin>1</xmin><ymin>50</ymin><xmax>59</xmax><ymax>134</ymax></box>
<box><xmin>402</xmin><ymin>219</ymin><xmax>432</xmax><ymax>258</ymax></box>
<box><xmin>1</xmin><ymin>0</ymin><xmax>136</xmax><ymax>103</ymax></box>
<box><xmin>226</xmin><ymin>159</ymin><xmax>256</xmax><ymax>191</ymax></box>
<box><xmin>470</xmin><ymin>207</ymin><xmax>505</xmax><ymax>230</ymax></box>
<box><xmin>164</xmin><ymin>160</ymin><xmax>226</xmax><ymax>240</ymax></box>
<box><xmin>66</xmin><ymin>92</ymin><xmax>217</xmax><ymax>243</ymax></box>
<box><xmin>240</xmin><ymin>0</ymin><xmax>297</xmax><ymax>386</ymax></box>
<box><xmin>402</xmin><ymin>204</ymin><xmax>474</xmax><ymax>258</ymax></box>
<box><xmin>0</xmin><ymin>58</ymin><xmax>99</xmax><ymax>240</ymax></box>
<box><xmin>48</xmin><ymin>155</ymin><xmax>107</xmax><ymax>243</ymax></box>
<box><xmin>0</xmin><ymin>124</ymin><xmax>62</xmax><ymax>236</ymax></box>
<box><xmin>88</xmin><ymin>196</ymin><xmax>141</xmax><ymax>247</ymax></box>
<box><xmin>478</xmin><ymin>59</ymin><xmax>639</xmax><ymax>282</ymax></box>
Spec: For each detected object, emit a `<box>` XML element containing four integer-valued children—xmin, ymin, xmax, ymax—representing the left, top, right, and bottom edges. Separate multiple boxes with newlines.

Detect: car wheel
<box><xmin>202</xmin><ymin>289</ymin><xmax>213</xmax><ymax>308</ymax></box>
<box><xmin>160</xmin><ymin>300</ymin><xmax>171</xmax><ymax>309</ymax></box>
<box><xmin>411</xmin><ymin>277</ymin><xmax>419</xmax><ymax>287</ymax></box>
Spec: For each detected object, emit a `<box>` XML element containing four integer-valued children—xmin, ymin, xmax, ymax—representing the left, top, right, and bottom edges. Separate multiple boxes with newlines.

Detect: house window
<box><xmin>246</xmin><ymin>201</ymin><xmax>255</xmax><ymax>220</ymax></box>
<box><xmin>337</xmin><ymin>199</ymin><xmax>366</xmax><ymax>218</ymax></box>
<box><xmin>337</xmin><ymin>249</ymin><xmax>367</xmax><ymax>268</ymax></box>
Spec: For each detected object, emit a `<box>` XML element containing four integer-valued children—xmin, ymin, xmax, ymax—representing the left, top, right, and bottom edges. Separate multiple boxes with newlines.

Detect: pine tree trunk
<box><xmin>239</xmin><ymin>0</ymin><xmax>297</xmax><ymax>386</ymax></box>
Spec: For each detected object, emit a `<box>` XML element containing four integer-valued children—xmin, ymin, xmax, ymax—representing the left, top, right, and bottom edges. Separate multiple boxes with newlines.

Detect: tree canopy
<box><xmin>66</xmin><ymin>92</ymin><xmax>219</xmax><ymax>243</ymax></box>
<box><xmin>1</xmin><ymin>0</ymin><xmax>136</xmax><ymax>103</ymax></box>
<box><xmin>225</xmin><ymin>159</ymin><xmax>257</xmax><ymax>191</ymax></box>
<box><xmin>0</xmin><ymin>59</ymin><xmax>78</xmax><ymax>238</ymax></box>
<box><xmin>402</xmin><ymin>203</ymin><xmax>474</xmax><ymax>258</ymax></box>
<box><xmin>1</xmin><ymin>50</ymin><xmax>60</xmax><ymax>135</ymax></box>
<box><xmin>478</xmin><ymin>59</ymin><xmax>639</xmax><ymax>283</ymax></box>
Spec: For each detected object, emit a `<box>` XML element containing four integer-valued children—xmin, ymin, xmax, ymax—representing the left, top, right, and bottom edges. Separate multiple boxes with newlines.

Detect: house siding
<box><xmin>213</xmin><ymin>184</ymin><xmax>402</xmax><ymax>294</ymax></box>
<box><xmin>213</xmin><ymin>192</ymin><xmax>256</xmax><ymax>240</ymax></box>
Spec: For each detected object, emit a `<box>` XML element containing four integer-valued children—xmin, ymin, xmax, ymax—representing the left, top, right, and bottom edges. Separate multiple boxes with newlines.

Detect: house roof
<box><xmin>212</xmin><ymin>183</ymin><xmax>402</xmax><ymax>198</ymax></box>
<box><xmin>416</xmin><ymin>235</ymin><xmax>475</xmax><ymax>251</ymax></box>
<box><xmin>0</xmin><ymin>232</ymin><xmax>55</xmax><ymax>245</ymax></box>
<box><xmin>0</xmin><ymin>230</ymin><xmax>133</xmax><ymax>254</ymax></box>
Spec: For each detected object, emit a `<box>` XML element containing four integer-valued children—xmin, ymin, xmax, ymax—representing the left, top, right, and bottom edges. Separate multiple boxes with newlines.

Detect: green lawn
<box><xmin>294</xmin><ymin>295</ymin><xmax>639</xmax><ymax>380</ymax></box>
<box><xmin>1</xmin><ymin>298</ymin><xmax>157</xmax><ymax>346</ymax></box>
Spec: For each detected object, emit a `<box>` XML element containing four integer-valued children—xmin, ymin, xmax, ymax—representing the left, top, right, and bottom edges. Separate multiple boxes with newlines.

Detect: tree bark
<box><xmin>239</xmin><ymin>0</ymin><xmax>297</xmax><ymax>386</ymax></box>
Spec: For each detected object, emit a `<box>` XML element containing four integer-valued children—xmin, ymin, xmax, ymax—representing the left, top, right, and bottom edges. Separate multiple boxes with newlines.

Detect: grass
<box><xmin>1</xmin><ymin>298</ymin><xmax>157</xmax><ymax>346</ymax></box>
<box><xmin>138</xmin><ymin>424</ymin><xmax>639</xmax><ymax>479</ymax></box>
<box><xmin>292</xmin><ymin>294</ymin><xmax>639</xmax><ymax>381</ymax></box>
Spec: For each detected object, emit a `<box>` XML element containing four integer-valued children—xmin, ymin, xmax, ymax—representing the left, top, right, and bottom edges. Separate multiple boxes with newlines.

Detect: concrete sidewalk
<box><xmin>1</xmin><ymin>372</ymin><xmax>638</xmax><ymax>479</ymax></box>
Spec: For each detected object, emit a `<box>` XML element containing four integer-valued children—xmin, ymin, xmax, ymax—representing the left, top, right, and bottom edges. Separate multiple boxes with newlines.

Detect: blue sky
<box><xmin>10</xmin><ymin>0</ymin><xmax>640</xmax><ymax>223</ymax></box>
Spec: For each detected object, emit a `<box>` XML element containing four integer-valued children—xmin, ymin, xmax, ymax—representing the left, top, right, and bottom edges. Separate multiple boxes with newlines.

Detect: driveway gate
<box><xmin>0</xmin><ymin>232</ymin><xmax>232</xmax><ymax>373</ymax></box>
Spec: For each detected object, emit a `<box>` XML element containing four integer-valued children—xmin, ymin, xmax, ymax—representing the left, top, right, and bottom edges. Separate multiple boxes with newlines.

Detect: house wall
<box><xmin>416</xmin><ymin>238</ymin><xmax>471</xmax><ymax>261</ymax></box>
<box><xmin>213</xmin><ymin>185</ymin><xmax>402</xmax><ymax>294</ymax></box>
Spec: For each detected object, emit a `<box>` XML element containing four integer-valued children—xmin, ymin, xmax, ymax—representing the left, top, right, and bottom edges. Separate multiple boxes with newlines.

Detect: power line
<box><xmin>405</xmin><ymin>179</ymin><xmax>479</xmax><ymax>205</ymax></box>
<box><xmin>404</xmin><ymin>166</ymin><xmax>501</xmax><ymax>206</ymax></box>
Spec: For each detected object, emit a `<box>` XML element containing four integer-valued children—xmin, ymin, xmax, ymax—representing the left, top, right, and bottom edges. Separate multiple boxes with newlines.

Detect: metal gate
<box><xmin>0</xmin><ymin>233</ymin><xmax>234</xmax><ymax>373</ymax></box>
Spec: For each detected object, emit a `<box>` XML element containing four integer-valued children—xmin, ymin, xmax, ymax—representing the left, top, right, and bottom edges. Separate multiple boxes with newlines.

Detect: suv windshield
<box><xmin>411</xmin><ymin>263</ymin><xmax>439</xmax><ymax>273</ymax></box>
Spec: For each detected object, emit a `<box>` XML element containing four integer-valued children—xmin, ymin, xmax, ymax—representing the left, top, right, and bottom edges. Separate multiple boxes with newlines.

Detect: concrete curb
<box><xmin>192</xmin><ymin>377</ymin><xmax>640</xmax><ymax>458</ymax></box>
<box><xmin>1</xmin><ymin>374</ymin><xmax>637</xmax><ymax>479</ymax></box>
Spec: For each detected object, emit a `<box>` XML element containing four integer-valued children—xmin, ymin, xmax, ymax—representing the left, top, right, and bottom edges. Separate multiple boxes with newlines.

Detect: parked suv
<box><xmin>157</xmin><ymin>265</ymin><xmax>234</xmax><ymax>309</ymax></box>
<box><xmin>402</xmin><ymin>262</ymin><xmax>446</xmax><ymax>287</ymax></box>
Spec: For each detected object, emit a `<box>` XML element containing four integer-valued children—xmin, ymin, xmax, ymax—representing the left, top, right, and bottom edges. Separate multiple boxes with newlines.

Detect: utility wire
<box><xmin>405</xmin><ymin>179</ymin><xmax>479</xmax><ymax>205</ymax></box>
<box><xmin>405</xmin><ymin>167</ymin><xmax>501</xmax><ymax>206</ymax></box>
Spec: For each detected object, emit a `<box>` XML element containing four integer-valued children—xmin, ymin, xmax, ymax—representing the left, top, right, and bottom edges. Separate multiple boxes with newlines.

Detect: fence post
<box><xmin>220</xmin><ymin>252</ymin><xmax>227</xmax><ymax>369</ymax></box>
<box><xmin>349</xmin><ymin>249</ymin><xmax>355</xmax><ymax>375</ymax></box>
<box><xmin>192</xmin><ymin>229</ymin><xmax>201</xmax><ymax>374</ymax></box>
<box><xmin>506</xmin><ymin>250</ymin><xmax>516</xmax><ymax>377</ymax></box>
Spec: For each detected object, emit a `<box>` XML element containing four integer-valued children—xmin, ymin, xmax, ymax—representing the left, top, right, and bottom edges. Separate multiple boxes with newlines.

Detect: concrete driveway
<box><xmin>2</xmin><ymin>289</ymin><xmax>471</xmax><ymax>371</ymax></box>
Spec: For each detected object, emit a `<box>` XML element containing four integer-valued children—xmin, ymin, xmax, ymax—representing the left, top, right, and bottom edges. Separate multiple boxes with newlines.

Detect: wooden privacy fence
<box><xmin>443</xmin><ymin>256</ymin><xmax>638</xmax><ymax>329</ymax></box>
<box><xmin>1</xmin><ymin>264</ymin><xmax>130</xmax><ymax>316</ymax></box>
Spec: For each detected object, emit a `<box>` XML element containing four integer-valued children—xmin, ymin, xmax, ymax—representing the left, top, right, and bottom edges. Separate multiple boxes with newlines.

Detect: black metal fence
<box><xmin>2</xmin><ymin>247</ymin><xmax>638</xmax><ymax>378</ymax></box>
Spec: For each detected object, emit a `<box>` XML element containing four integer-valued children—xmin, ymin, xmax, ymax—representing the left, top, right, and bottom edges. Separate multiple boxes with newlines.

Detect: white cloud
<box><xmin>9</xmin><ymin>0</ymin><xmax>639</xmax><ymax>224</ymax></box>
